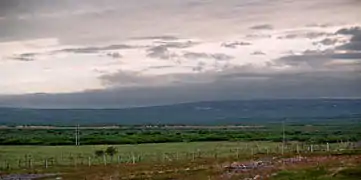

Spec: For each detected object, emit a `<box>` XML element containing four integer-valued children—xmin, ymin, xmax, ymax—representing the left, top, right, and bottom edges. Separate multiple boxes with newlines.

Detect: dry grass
<box><xmin>56</xmin><ymin>154</ymin><xmax>361</xmax><ymax>180</ymax></box>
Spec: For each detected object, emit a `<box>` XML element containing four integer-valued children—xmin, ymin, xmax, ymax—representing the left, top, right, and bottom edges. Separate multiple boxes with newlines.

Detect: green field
<box><xmin>0</xmin><ymin>142</ymin><xmax>274</xmax><ymax>168</ymax></box>
<box><xmin>0</xmin><ymin>141</ymin><xmax>351</xmax><ymax>171</ymax></box>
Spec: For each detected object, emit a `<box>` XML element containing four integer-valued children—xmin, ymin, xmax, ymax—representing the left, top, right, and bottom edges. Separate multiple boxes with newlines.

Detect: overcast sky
<box><xmin>0</xmin><ymin>0</ymin><xmax>360</xmax><ymax>108</ymax></box>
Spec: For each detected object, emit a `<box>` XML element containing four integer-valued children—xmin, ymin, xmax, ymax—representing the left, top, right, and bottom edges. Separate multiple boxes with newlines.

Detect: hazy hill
<box><xmin>0</xmin><ymin>99</ymin><xmax>360</xmax><ymax>125</ymax></box>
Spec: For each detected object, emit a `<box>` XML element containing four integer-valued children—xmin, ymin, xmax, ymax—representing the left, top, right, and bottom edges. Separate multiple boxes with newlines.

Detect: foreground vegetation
<box><xmin>0</xmin><ymin>141</ymin><xmax>360</xmax><ymax>179</ymax></box>
<box><xmin>2</xmin><ymin>151</ymin><xmax>358</xmax><ymax>180</ymax></box>
<box><xmin>272</xmin><ymin>166</ymin><xmax>361</xmax><ymax>180</ymax></box>
<box><xmin>0</xmin><ymin>141</ymin><xmax>355</xmax><ymax>171</ymax></box>
<box><xmin>54</xmin><ymin>151</ymin><xmax>361</xmax><ymax>179</ymax></box>
<box><xmin>0</xmin><ymin>121</ymin><xmax>360</xmax><ymax>179</ymax></box>
<box><xmin>1</xmin><ymin>122</ymin><xmax>360</xmax><ymax>145</ymax></box>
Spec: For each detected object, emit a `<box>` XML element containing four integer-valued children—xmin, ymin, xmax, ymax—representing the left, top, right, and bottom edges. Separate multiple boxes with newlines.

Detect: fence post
<box><xmin>132</xmin><ymin>153</ymin><xmax>136</xmax><ymax>164</ymax></box>
<box><xmin>138</xmin><ymin>153</ymin><xmax>142</xmax><ymax>162</ymax></box>
<box><xmin>103</xmin><ymin>154</ymin><xmax>107</xmax><ymax>165</ymax></box>
<box><xmin>88</xmin><ymin>157</ymin><xmax>91</xmax><ymax>167</ymax></box>
<box><xmin>296</xmin><ymin>144</ymin><xmax>300</xmax><ymax>154</ymax></box>
<box><xmin>117</xmin><ymin>155</ymin><xmax>121</xmax><ymax>164</ymax></box>
<box><xmin>326</xmin><ymin>143</ymin><xmax>330</xmax><ymax>152</ymax></box>
<box><xmin>45</xmin><ymin>159</ymin><xmax>48</xmax><ymax>169</ymax></box>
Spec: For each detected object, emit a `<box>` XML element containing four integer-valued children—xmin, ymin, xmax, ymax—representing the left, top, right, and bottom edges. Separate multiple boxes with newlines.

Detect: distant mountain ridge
<box><xmin>0</xmin><ymin>99</ymin><xmax>360</xmax><ymax>125</ymax></box>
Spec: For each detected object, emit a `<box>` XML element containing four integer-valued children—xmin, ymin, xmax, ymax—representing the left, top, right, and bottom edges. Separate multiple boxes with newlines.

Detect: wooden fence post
<box><xmin>138</xmin><ymin>154</ymin><xmax>142</xmax><ymax>162</ymax></box>
<box><xmin>132</xmin><ymin>153</ymin><xmax>136</xmax><ymax>164</ymax></box>
<box><xmin>88</xmin><ymin>157</ymin><xmax>91</xmax><ymax>167</ymax></box>
<box><xmin>117</xmin><ymin>155</ymin><xmax>121</xmax><ymax>164</ymax></box>
<box><xmin>45</xmin><ymin>159</ymin><xmax>48</xmax><ymax>169</ymax></box>
<box><xmin>297</xmin><ymin>144</ymin><xmax>300</xmax><ymax>154</ymax></box>
<box><xmin>103</xmin><ymin>154</ymin><xmax>107</xmax><ymax>165</ymax></box>
<box><xmin>29</xmin><ymin>158</ymin><xmax>33</xmax><ymax>169</ymax></box>
<box><xmin>326</xmin><ymin>143</ymin><xmax>330</xmax><ymax>152</ymax></box>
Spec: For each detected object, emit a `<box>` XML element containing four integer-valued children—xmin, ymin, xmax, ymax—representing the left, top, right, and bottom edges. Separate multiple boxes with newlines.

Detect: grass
<box><xmin>0</xmin><ymin>141</ymin><xmax>280</xmax><ymax>169</ymax></box>
<box><xmin>59</xmin><ymin>153</ymin><xmax>361</xmax><ymax>180</ymax></box>
<box><xmin>271</xmin><ymin>167</ymin><xmax>330</xmax><ymax>180</ymax></box>
<box><xmin>271</xmin><ymin>166</ymin><xmax>361</xmax><ymax>180</ymax></box>
<box><xmin>0</xmin><ymin>141</ymin><xmax>356</xmax><ymax>179</ymax></box>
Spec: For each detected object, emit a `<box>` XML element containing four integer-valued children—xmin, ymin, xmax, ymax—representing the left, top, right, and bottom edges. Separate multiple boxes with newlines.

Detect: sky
<box><xmin>0</xmin><ymin>0</ymin><xmax>360</xmax><ymax>108</ymax></box>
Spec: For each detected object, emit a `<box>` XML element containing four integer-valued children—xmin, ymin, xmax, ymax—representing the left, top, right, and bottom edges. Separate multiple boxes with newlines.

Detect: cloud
<box><xmin>250</xmin><ymin>24</ymin><xmax>273</xmax><ymax>30</ymax></box>
<box><xmin>278</xmin><ymin>31</ymin><xmax>330</xmax><ymax>39</ymax></box>
<box><xmin>146</xmin><ymin>45</ymin><xmax>177</xmax><ymax>60</ymax></box>
<box><xmin>183</xmin><ymin>52</ymin><xmax>234</xmax><ymax>61</ymax></box>
<box><xmin>306</xmin><ymin>23</ymin><xmax>333</xmax><ymax>28</ymax></box>
<box><xmin>145</xmin><ymin>41</ymin><xmax>199</xmax><ymax>59</ymax></box>
<box><xmin>336</xmin><ymin>26</ymin><xmax>361</xmax><ymax>35</ymax></box>
<box><xmin>318</xmin><ymin>38</ymin><xmax>339</xmax><ymax>46</ymax></box>
<box><xmin>131</xmin><ymin>36</ymin><xmax>179</xmax><ymax>41</ymax></box>
<box><xmin>0</xmin><ymin>1</ymin><xmax>20</xmax><ymax>16</ymax></box>
<box><xmin>245</xmin><ymin>34</ymin><xmax>272</xmax><ymax>39</ymax></box>
<box><xmin>339</xmin><ymin>41</ymin><xmax>361</xmax><ymax>51</ymax></box>
<box><xmin>221</xmin><ymin>41</ymin><xmax>252</xmax><ymax>48</ymax></box>
<box><xmin>100</xmin><ymin>69</ymin><xmax>219</xmax><ymax>87</ymax></box>
<box><xmin>10</xmin><ymin>52</ymin><xmax>37</xmax><ymax>61</ymax></box>
<box><xmin>154</xmin><ymin>41</ymin><xmax>198</xmax><ymax>49</ymax></box>
<box><xmin>106</xmin><ymin>52</ymin><xmax>122</xmax><ymax>58</ymax></box>
<box><xmin>336</xmin><ymin>26</ymin><xmax>361</xmax><ymax>51</ymax></box>
<box><xmin>58</xmin><ymin>44</ymin><xmax>133</xmax><ymax>54</ymax></box>
<box><xmin>147</xmin><ymin>65</ymin><xmax>175</xmax><ymax>69</ymax></box>
<box><xmin>277</xmin><ymin>49</ymin><xmax>361</xmax><ymax>68</ymax></box>
<box><xmin>98</xmin><ymin>62</ymin><xmax>359</xmax><ymax>91</ymax></box>
<box><xmin>1</xmin><ymin>69</ymin><xmax>360</xmax><ymax>108</ymax></box>
<box><xmin>100</xmin><ymin>70</ymin><xmax>154</xmax><ymax>86</ymax></box>
<box><xmin>251</xmin><ymin>51</ymin><xmax>266</xmax><ymax>55</ymax></box>
<box><xmin>1</xmin><ymin>0</ymin><xmax>361</xmax><ymax>108</ymax></box>
<box><xmin>100</xmin><ymin>66</ymin><xmax>268</xmax><ymax>88</ymax></box>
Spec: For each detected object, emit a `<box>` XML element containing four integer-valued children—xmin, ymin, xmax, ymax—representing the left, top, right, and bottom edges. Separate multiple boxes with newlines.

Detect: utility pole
<box><xmin>75</xmin><ymin>124</ymin><xmax>80</xmax><ymax>146</ymax></box>
<box><xmin>282</xmin><ymin>120</ymin><xmax>286</xmax><ymax>155</ymax></box>
<box><xmin>77</xmin><ymin>124</ymin><xmax>80</xmax><ymax>146</ymax></box>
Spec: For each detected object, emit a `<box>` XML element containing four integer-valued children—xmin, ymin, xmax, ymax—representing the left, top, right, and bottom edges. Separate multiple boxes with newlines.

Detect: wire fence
<box><xmin>1</xmin><ymin>142</ymin><xmax>358</xmax><ymax>171</ymax></box>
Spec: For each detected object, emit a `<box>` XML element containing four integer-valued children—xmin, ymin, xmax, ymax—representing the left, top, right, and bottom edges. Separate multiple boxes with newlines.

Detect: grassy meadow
<box><xmin>0</xmin><ymin>142</ymin><xmax>278</xmax><ymax>168</ymax></box>
<box><xmin>0</xmin><ymin>141</ymin><xmax>352</xmax><ymax>171</ymax></box>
